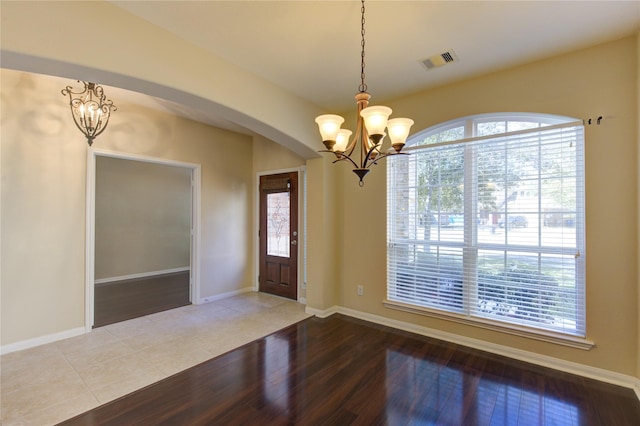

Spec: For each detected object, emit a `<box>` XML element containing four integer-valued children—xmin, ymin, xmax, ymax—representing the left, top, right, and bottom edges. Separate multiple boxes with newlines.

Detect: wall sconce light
<box><xmin>61</xmin><ymin>81</ymin><xmax>117</xmax><ymax>146</ymax></box>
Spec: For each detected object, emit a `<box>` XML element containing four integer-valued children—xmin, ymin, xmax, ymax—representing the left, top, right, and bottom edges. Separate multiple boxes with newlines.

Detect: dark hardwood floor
<box><xmin>60</xmin><ymin>314</ymin><xmax>640</xmax><ymax>425</ymax></box>
<box><xmin>93</xmin><ymin>271</ymin><xmax>190</xmax><ymax>327</ymax></box>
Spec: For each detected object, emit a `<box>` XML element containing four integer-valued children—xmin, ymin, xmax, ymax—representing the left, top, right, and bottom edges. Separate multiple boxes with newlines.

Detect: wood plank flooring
<box><xmin>60</xmin><ymin>314</ymin><xmax>640</xmax><ymax>425</ymax></box>
<box><xmin>94</xmin><ymin>271</ymin><xmax>190</xmax><ymax>327</ymax></box>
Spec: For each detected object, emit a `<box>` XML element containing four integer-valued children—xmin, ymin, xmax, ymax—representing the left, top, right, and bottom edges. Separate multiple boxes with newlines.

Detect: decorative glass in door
<box><xmin>267</xmin><ymin>192</ymin><xmax>290</xmax><ymax>257</ymax></box>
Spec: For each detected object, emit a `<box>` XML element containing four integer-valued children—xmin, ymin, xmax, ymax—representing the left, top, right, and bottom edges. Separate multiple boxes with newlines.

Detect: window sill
<box><xmin>383</xmin><ymin>299</ymin><xmax>595</xmax><ymax>350</ymax></box>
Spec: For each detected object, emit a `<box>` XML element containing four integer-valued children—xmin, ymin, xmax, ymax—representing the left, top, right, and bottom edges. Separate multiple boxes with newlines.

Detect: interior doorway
<box><xmin>259</xmin><ymin>172</ymin><xmax>298</xmax><ymax>300</ymax></box>
<box><xmin>86</xmin><ymin>149</ymin><xmax>201</xmax><ymax>330</ymax></box>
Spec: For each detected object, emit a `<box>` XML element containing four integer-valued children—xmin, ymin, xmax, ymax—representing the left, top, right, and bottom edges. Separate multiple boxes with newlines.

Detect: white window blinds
<box><xmin>387</xmin><ymin>120</ymin><xmax>585</xmax><ymax>337</ymax></box>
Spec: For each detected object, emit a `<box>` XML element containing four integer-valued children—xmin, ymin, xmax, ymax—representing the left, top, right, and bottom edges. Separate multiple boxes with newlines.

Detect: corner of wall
<box><xmin>305</xmin><ymin>156</ymin><xmax>341</xmax><ymax>311</ymax></box>
<box><xmin>636</xmin><ymin>30</ymin><xmax>640</xmax><ymax>381</ymax></box>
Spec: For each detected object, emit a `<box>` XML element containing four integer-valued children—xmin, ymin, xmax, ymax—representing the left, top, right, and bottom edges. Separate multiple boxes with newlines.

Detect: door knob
<box><xmin>291</xmin><ymin>240</ymin><xmax>297</xmax><ymax>245</ymax></box>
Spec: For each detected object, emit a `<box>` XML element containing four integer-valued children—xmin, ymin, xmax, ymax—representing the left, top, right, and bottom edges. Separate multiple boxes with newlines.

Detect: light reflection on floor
<box><xmin>385</xmin><ymin>348</ymin><xmax>579</xmax><ymax>425</ymax></box>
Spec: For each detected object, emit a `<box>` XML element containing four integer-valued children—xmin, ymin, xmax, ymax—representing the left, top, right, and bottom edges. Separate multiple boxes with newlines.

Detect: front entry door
<box><xmin>259</xmin><ymin>172</ymin><xmax>298</xmax><ymax>300</ymax></box>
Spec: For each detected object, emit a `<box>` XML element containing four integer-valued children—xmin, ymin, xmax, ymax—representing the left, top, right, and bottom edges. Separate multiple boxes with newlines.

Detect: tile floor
<box><xmin>1</xmin><ymin>292</ymin><xmax>311</xmax><ymax>425</ymax></box>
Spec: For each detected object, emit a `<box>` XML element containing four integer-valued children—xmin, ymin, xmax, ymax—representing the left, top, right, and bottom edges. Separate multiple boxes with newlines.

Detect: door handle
<box><xmin>291</xmin><ymin>240</ymin><xmax>297</xmax><ymax>245</ymax></box>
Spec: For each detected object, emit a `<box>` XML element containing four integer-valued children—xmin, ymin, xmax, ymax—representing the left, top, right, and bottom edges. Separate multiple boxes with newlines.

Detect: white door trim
<box><xmin>85</xmin><ymin>148</ymin><xmax>202</xmax><ymax>331</ymax></box>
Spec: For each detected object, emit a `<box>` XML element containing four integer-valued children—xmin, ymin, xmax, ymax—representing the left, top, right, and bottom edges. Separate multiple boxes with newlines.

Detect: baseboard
<box><xmin>1</xmin><ymin>327</ymin><xmax>86</xmax><ymax>355</ymax></box>
<box><xmin>335</xmin><ymin>306</ymin><xmax>640</xmax><ymax>394</ymax></box>
<box><xmin>197</xmin><ymin>286</ymin><xmax>253</xmax><ymax>304</ymax></box>
<box><xmin>94</xmin><ymin>267</ymin><xmax>190</xmax><ymax>285</ymax></box>
<box><xmin>305</xmin><ymin>305</ymin><xmax>339</xmax><ymax>318</ymax></box>
<box><xmin>2</xmin><ymin>287</ymin><xmax>254</xmax><ymax>354</ymax></box>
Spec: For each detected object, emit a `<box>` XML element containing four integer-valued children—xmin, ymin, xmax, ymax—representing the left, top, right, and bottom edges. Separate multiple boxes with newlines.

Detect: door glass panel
<box><xmin>267</xmin><ymin>192</ymin><xmax>290</xmax><ymax>257</ymax></box>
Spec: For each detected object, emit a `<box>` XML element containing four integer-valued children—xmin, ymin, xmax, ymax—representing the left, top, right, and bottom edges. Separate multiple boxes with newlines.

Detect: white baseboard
<box><xmin>305</xmin><ymin>305</ymin><xmax>339</xmax><ymax>318</ymax></box>
<box><xmin>2</xmin><ymin>286</ymin><xmax>252</xmax><ymax>355</ymax></box>
<box><xmin>331</xmin><ymin>306</ymin><xmax>640</xmax><ymax>394</ymax></box>
<box><xmin>1</xmin><ymin>327</ymin><xmax>86</xmax><ymax>355</ymax></box>
<box><xmin>197</xmin><ymin>286</ymin><xmax>253</xmax><ymax>304</ymax></box>
<box><xmin>94</xmin><ymin>267</ymin><xmax>190</xmax><ymax>285</ymax></box>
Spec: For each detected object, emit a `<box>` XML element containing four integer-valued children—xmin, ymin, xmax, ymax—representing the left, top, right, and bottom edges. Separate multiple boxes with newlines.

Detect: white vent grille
<box><xmin>422</xmin><ymin>50</ymin><xmax>458</xmax><ymax>70</ymax></box>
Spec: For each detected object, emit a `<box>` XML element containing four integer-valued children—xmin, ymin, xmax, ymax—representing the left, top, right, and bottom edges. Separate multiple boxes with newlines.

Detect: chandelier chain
<box><xmin>359</xmin><ymin>0</ymin><xmax>367</xmax><ymax>93</ymax></box>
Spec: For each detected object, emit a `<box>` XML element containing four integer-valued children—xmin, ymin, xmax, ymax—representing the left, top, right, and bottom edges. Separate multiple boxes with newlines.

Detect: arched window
<box><xmin>386</xmin><ymin>113</ymin><xmax>587</xmax><ymax>343</ymax></box>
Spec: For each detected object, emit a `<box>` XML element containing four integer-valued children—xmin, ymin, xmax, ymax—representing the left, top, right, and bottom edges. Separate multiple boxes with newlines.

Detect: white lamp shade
<box><xmin>335</xmin><ymin>129</ymin><xmax>352</xmax><ymax>152</ymax></box>
<box><xmin>315</xmin><ymin>114</ymin><xmax>344</xmax><ymax>141</ymax></box>
<box><xmin>360</xmin><ymin>106</ymin><xmax>392</xmax><ymax>135</ymax></box>
<box><xmin>387</xmin><ymin>118</ymin><xmax>414</xmax><ymax>145</ymax></box>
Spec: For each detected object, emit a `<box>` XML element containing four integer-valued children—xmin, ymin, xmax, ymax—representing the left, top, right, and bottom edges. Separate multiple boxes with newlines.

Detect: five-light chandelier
<box><xmin>315</xmin><ymin>0</ymin><xmax>413</xmax><ymax>186</ymax></box>
<box><xmin>62</xmin><ymin>80</ymin><xmax>117</xmax><ymax>146</ymax></box>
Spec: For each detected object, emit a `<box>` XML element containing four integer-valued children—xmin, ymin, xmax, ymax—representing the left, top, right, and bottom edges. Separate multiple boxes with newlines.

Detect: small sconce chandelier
<box><xmin>315</xmin><ymin>0</ymin><xmax>413</xmax><ymax>186</ymax></box>
<box><xmin>61</xmin><ymin>80</ymin><xmax>117</xmax><ymax>146</ymax></box>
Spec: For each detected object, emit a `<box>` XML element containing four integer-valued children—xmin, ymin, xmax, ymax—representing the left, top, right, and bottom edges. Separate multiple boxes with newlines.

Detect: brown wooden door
<box><xmin>259</xmin><ymin>172</ymin><xmax>298</xmax><ymax>300</ymax></box>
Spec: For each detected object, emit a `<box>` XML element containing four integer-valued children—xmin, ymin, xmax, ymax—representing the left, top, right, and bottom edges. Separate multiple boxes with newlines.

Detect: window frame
<box><xmin>385</xmin><ymin>113</ymin><xmax>592</xmax><ymax>349</ymax></box>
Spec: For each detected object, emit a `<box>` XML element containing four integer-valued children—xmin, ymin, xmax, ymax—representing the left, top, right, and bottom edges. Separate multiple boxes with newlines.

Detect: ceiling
<box><xmin>107</xmin><ymin>0</ymin><xmax>639</xmax><ymax>129</ymax></box>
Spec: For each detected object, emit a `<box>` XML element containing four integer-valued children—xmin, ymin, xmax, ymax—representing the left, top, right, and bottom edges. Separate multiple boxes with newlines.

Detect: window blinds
<box><xmin>387</xmin><ymin>122</ymin><xmax>585</xmax><ymax>336</ymax></box>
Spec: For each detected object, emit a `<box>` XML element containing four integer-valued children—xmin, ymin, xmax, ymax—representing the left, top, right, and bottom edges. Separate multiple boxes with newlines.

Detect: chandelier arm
<box><xmin>333</xmin><ymin>153</ymin><xmax>360</xmax><ymax>169</ymax></box>
<box><xmin>92</xmin><ymin>84</ymin><xmax>106</xmax><ymax>102</ymax></box>
<box><xmin>362</xmin><ymin>142</ymin><xmax>383</xmax><ymax>168</ymax></box>
<box><xmin>359</xmin><ymin>133</ymin><xmax>368</xmax><ymax>168</ymax></box>
<box><xmin>366</xmin><ymin>154</ymin><xmax>387</xmax><ymax>168</ymax></box>
<box><xmin>342</xmin><ymin>128</ymin><xmax>360</xmax><ymax>159</ymax></box>
<box><xmin>87</xmin><ymin>101</ymin><xmax>117</xmax><ymax>139</ymax></box>
<box><xmin>67</xmin><ymin>105</ymin><xmax>95</xmax><ymax>141</ymax></box>
<box><xmin>319</xmin><ymin>149</ymin><xmax>359</xmax><ymax>169</ymax></box>
<box><xmin>367</xmin><ymin>152</ymin><xmax>409</xmax><ymax>168</ymax></box>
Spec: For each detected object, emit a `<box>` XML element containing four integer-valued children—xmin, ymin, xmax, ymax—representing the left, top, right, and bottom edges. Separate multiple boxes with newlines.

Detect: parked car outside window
<box><xmin>498</xmin><ymin>215</ymin><xmax>528</xmax><ymax>229</ymax></box>
<box><xmin>543</xmin><ymin>212</ymin><xmax>575</xmax><ymax>227</ymax></box>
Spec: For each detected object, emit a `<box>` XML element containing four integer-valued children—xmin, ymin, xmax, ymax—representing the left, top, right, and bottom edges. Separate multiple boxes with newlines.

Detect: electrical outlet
<box><xmin>357</xmin><ymin>285</ymin><xmax>364</xmax><ymax>296</ymax></box>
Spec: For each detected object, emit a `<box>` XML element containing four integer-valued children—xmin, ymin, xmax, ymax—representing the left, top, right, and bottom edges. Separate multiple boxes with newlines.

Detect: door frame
<box><xmin>85</xmin><ymin>148</ymin><xmax>201</xmax><ymax>331</ymax></box>
<box><xmin>255</xmin><ymin>167</ymin><xmax>306</xmax><ymax>303</ymax></box>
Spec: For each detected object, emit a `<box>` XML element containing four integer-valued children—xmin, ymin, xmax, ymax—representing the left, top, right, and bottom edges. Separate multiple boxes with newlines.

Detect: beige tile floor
<box><xmin>1</xmin><ymin>292</ymin><xmax>311</xmax><ymax>425</ymax></box>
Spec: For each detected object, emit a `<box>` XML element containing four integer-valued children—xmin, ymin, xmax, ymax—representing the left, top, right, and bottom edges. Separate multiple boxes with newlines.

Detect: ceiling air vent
<box><xmin>421</xmin><ymin>49</ymin><xmax>459</xmax><ymax>70</ymax></box>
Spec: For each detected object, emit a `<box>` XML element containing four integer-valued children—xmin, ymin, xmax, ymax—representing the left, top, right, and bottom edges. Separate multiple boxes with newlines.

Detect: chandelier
<box><xmin>315</xmin><ymin>0</ymin><xmax>413</xmax><ymax>186</ymax></box>
<box><xmin>61</xmin><ymin>81</ymin><xmax>117</xmax><ymax>146</ymax></box>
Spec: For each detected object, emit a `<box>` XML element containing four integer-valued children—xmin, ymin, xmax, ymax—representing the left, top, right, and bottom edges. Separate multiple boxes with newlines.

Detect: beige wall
<box><xmin>0</xmin><ymin>69</ymin><xmax>255</xmax><ymax>345</ymax></box>
<box><xmin>637</xmin><ymin>31</ymin><xmax>640</xmax><ymax>380</ymax></box>
<box><xmin>95</xmin><ymin>157</ymin><xmax>192</xmax><ymax>279</ymax></box>
<box><xmin>1</xmin><ymin>71</ymin><xmax>87</xmax><ymax>345</ymax></box>
<box><xmin>0</xmin><ymin>0</ymin><xmax>321</xmax><ymax>159</ymax></box>
<box><xmin>332</xmin><ymin>36</ymin><xmax>639</xmax><ymax>377</ymax></box>
<box><xmin>306</xmin><ymin>156</ymin><xmax>341</xmax><ymax>311</ymax></box>
<box><xmin>252</xmin><ymin>134</ymin><xmax>306</xmax><ymax>174</ymax></box>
